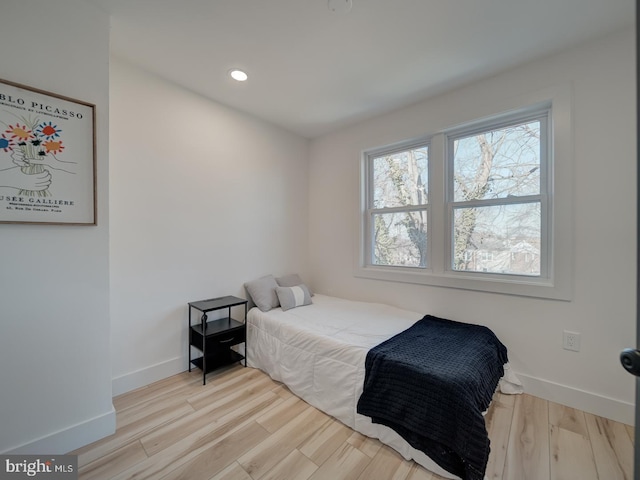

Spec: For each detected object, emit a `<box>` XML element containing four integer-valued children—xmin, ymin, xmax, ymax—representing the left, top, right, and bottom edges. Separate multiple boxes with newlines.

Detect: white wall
<box><xmin>309</xmin><ymin>28</ymin><xmax>636</xmax><ymax>424</ymax></box>
<box><xmin>0</xmin><ymin>0</ymin><xmax>113</xmax><ymax>453</ymax></box>
<box><xmin>109</xmin><ymin>58</ymin><xmax>310</xmax><ymax>394</ymax></box>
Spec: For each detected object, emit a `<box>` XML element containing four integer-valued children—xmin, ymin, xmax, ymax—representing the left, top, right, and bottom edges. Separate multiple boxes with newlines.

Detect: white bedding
<box><xmin>246</xmin><ymin>294</ymin><xmax>520</xmax><ymax>479</ymax></box>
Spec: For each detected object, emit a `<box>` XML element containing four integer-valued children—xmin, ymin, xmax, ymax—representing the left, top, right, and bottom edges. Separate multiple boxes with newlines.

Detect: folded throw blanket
<box><xmin>357</xmin><ymin>315</ymin><xmax>508</xmax><ymax>480</ymax></box>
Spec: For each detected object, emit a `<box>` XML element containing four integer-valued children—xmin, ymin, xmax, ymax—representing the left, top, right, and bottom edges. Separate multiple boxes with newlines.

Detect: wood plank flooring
<box><xmin>70</xmin><ymin>365</ymin><xmax>634</xmax><ymax>480</ymax></box>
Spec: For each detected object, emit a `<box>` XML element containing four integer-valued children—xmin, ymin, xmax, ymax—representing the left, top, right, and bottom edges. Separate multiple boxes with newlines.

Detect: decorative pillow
<box><xmin>244</xmin><ymin>275</ymin><xmax>280</xmax><ymax>312</ymax></box>
<box><xmin>276</xmin><ymin>273</ymin><xmax>314</xmax><ymax>296</ymax></box>
<box><xmin>275</xmin><ymin>284</ymin><xmax>312</xmax><ymax>311</ymax></box>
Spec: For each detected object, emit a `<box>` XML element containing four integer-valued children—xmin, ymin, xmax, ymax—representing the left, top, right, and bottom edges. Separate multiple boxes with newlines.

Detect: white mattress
<box><xmin>247</xmin><ymin>294</ymin><xmax>462</xmax><ymax>479</ymax></box>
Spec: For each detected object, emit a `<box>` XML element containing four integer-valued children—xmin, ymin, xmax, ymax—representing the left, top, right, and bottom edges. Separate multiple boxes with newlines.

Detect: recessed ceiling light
<box><xmin>229</xmin><ymin>69</ymin><xmax>248</xmax><ymax>82</ymax></box>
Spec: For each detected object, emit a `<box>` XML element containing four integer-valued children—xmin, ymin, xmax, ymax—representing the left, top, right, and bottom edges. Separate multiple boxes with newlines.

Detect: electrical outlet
<box><xmin>563</xmin><ymin>331</ymin><xmax>581</xmax><ymax>352</ymax></box>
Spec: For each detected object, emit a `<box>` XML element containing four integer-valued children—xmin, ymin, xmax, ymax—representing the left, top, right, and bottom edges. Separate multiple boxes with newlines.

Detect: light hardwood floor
<box><xmin>71</xmin><ymin>365</ymin><xmax>634</xmax><ymax>480</ymax></box>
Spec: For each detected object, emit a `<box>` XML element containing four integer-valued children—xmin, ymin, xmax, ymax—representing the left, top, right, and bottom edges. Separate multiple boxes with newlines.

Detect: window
<box><xmin>364</xmin><ymin>143</ymin><xmax>429</xmax><ymax>268</ymax></box>
<box><xmin>448</xmin><ymin>111</ymin><xmax>549</xmax><ymax>277</ymax></box>
<box><xmin>358</xmin><ymin>93</ymin><xmax>572</xmax><ymax>301</ymax></box>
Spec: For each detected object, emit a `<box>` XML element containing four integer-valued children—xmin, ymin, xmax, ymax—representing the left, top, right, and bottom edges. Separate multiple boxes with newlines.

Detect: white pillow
<box><xmin>276</xmin><ymin>273</ymin><xmax>314</xmax><ymax>296</ymax></box>
<box><xmin>275</xmin><ymin>285</ymin><xmax>312</xmax><ymax>311</ymax></box>
<box><xmin>244</xmin><ymin>275</ymin><xmax>279</xmax><ymax>312</ymax></box>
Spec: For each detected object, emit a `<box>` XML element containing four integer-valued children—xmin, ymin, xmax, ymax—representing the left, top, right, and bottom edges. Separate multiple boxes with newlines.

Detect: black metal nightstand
<box><xmin>188</xmin><ymin>295</ymin><xmax>248</xmax><ymax>385</ymax></box>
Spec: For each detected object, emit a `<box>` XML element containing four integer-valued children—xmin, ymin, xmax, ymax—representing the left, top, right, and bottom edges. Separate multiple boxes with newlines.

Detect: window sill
<box><xmin>354</xmin><ymin>265</ymin><xmax>571</xmax><ymax>301</ymax></box>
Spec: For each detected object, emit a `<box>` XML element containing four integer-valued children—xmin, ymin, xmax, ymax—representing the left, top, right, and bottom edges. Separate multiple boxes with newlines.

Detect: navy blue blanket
<box><xmin>356</xmin><ymin>315</ymin><xmax>508</xmax><ymax>480</ymax></box>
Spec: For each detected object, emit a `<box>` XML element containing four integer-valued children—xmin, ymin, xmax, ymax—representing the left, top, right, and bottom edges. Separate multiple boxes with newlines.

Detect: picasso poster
<box><xmin>0</xmin><ymin>78</ymin><xmax>96</xmax><ymax>225</ymax></box>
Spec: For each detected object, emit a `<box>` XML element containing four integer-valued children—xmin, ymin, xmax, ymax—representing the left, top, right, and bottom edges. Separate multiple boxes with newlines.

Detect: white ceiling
<box><xmin>85</xmin><ymin>0</ymin><xmax>634</xmax><ymax>138</ymax></box>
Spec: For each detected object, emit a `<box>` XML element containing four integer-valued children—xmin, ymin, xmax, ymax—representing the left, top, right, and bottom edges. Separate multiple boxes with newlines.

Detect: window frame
<box><xmin>444</xmin><ymin>108</ymin><xmax>551</xmax><ymax>279</ymax></box>
<box><xmin>363</xmin><ymin>138</ymin><xmax>432</xmax><ymax>270</ymax></box>
<box><xmin>356</xmin><ymin>85</ymin><xmax>573</xmax><ymax>301</ymax></box>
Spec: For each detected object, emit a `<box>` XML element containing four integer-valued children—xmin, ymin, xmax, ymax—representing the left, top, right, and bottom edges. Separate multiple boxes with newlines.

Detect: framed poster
<box><xmin>0</xmin><ymin>78</ymin><xmax>96</xmax><ymax>225</ymax></box>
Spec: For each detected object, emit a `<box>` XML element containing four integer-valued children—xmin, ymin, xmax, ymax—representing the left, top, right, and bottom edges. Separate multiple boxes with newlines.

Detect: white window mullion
<box><xmin>429</xmin><ymin>133</ymin><xmax>446</xmax><ymax>274</ymax></box>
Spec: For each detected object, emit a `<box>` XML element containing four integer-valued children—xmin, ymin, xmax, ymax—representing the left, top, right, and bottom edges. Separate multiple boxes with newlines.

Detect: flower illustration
<box><xmin>43</xmin><ymin>140</ymin><xmax>64</xmax><ymax>155</ymax></box>
<box><xmin>0</xmin><ymin>134</ymin><xmax>14</xmax><ymax>152</ymax></box>
<box><xmin>1</xmin><ymin>115</ymin><xmax>67</xmax><ymax>197</ymax></box>
<box><xmin>35</xmin><ymin>121</ymin><xmax>62</xmax><ymax>140</ymax></box>
<box><xmin>5</xmin><ymin>124</ymin><xmax>34</xmax><ymax>142</ymax></box>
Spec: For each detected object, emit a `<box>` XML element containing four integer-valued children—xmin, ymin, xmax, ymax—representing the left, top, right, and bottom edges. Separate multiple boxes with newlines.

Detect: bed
<box><xmin>245</xmin><ymin>291</ymin><xmax>521</xmax><ymax>480</ymax></box>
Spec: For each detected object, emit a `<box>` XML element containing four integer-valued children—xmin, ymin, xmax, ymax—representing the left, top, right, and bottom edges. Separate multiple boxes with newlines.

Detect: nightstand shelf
<box><xmin>188</xmin><ymin>295</ymin><xmax>248</xmax><ymax>385</ymax></box>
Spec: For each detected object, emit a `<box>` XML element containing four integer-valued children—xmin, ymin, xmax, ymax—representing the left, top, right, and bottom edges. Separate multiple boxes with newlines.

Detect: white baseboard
<box><xmin>5</xmin><ymin>407</ymin><xmax>116</xmax><ymax>455</ymax></box>
<box><xmin>516</xmin><ymin>372</ymin><xmax>635</xmax><ymax>426</ymax></box>
<box><xmin>112</xmin><ymin>356</ymin><xmax>186</xmax><ymax>396</ymax></box>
